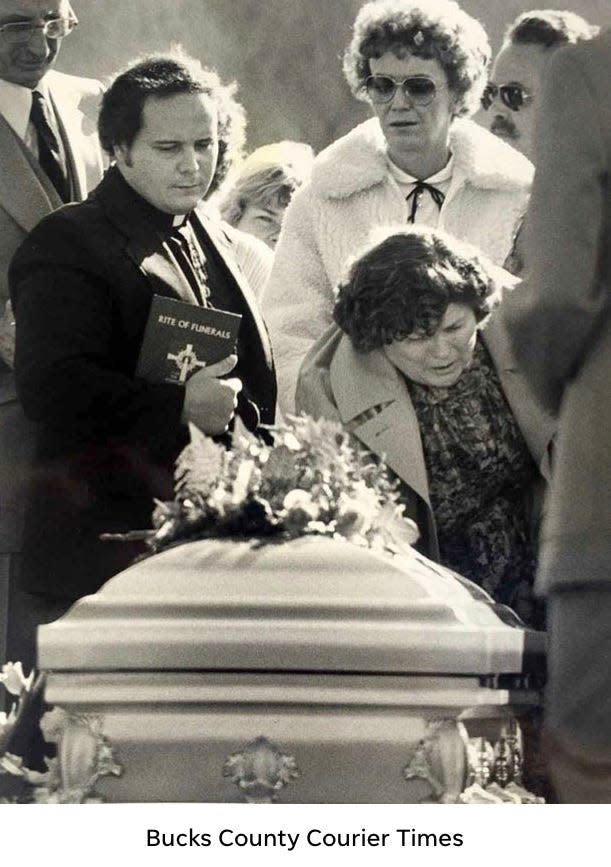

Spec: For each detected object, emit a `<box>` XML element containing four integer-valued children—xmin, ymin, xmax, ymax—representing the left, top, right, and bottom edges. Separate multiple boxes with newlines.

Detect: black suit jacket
<box><xmin>9</xmin><ymin>167</ymin><xmax>276</xmax><ymax>602</ymax></box>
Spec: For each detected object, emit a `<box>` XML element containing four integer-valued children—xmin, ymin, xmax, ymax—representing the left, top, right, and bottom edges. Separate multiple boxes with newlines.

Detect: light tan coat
<box><xmin>296</xmin><ymin>311</ymin><xmax>555</xmax><ymax>559</ymax></box>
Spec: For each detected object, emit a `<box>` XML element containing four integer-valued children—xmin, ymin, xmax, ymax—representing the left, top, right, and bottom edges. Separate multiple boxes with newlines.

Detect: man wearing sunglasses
<box><xmin>483</xmin><ymin>10</ymin><xmax>597</xmax><ymax>160</ymax></box>
<box><xmin>0</xmin><ymin>0</ymin><xmax>104</xmax><ymax>670</ymax></box>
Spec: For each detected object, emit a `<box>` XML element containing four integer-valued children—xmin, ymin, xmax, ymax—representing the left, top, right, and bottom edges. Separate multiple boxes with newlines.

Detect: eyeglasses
<box><xmin>365</xmin><ymin>75</ymin><xmax>438</xmax><ymax>106</ymax></box>
<box><xmin>481</xmin><ymin>82</ymin><xmax>532</xmax><ymax>113</ymax></box>
<box><xmin>0</xmin><ymin>15</ymin><xmax>78</xmax><ymax>45</ymax></box>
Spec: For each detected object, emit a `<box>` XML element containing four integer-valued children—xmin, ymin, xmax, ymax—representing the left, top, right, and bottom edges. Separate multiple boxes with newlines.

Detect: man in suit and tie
<box><xmin>9</xmin><ymin>52</ymin><xmax>276</xmax><ymax>667</ymax></box>
<box><xmin>0</xmin><ymin>0</ymin><xmax>104</xmax><ymax>348</ymax></box>
<box><xmin>0</xmin><ymin>0</ymin><xmax>104</xmax><ymax>668</ymax></box>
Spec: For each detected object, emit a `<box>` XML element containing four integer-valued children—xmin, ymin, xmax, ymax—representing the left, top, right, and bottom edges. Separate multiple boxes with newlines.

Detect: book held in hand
<box><xmin>136</xmin><ymin>295</ymin><xmax>242</xmax><ymax>385</ymax></box>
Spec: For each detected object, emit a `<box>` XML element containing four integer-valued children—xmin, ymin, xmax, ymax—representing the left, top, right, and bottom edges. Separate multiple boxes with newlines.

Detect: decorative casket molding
<box><xmin>40</xmin><ymin>536</ymin><xmax>545</xmax><ymax>803</ymax></box>
<box><xmin>223</xmin><ymin>736</ymin><xmax>300</xmax><ymax>803</ymax></box>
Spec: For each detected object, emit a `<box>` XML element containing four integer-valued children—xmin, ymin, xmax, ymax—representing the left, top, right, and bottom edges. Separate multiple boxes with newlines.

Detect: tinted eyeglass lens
<box><xmin>501</xmin><ymin>86</ymin><xmax>525</xmax><ymax>112</ymax></box>
<box><xmin>406</xmin><ymin>78</ymin><xmax>436</xmax><ymax>103</ymax></box>
<box><xmin>366</xmin><ymin>76</ymin><xmax>396</xmax><ymax>102</ymax></box>
<box><xmin>481</xmin><ymin>83</ymin><xmax>527</xmax><ymax>112</ymax></box>
<box><xmin>366</xmin><ymin>76</ymin><xmax>436</xmax><ymax>105</ymax></box>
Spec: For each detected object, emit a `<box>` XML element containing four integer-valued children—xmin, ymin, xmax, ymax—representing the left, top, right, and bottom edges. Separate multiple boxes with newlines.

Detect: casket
<box><xmin>39</xmin><ymin>536</ymin><xmax>545</xmax><ymax>803</ymax></box>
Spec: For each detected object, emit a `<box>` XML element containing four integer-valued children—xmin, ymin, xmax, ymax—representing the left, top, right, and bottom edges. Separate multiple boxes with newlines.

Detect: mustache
<box><xmin>491</xmin><ymin>117</ymin><xmax>518</xmax><ymax>138</ymax></box>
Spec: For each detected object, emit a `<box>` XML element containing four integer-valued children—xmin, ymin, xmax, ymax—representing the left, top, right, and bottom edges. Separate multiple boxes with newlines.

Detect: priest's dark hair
<box><xmin>333</xmin><ymin>226</ymin><xmax>498</xmax><ymax>353</ymax></box>
<box><xmin>98</xmin><ymin>49</ymin><xmax>245</xmax><ymax>196</ymax></box>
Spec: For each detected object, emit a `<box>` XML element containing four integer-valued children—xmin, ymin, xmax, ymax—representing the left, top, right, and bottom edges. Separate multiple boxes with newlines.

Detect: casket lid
<box><xmin>39</xmin><ymin>536</ymin><xmax>544</xmax><ymax>675</ymax></box>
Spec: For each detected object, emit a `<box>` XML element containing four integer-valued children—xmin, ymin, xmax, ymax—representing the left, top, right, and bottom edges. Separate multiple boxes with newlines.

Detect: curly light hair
<box><xmin>219</xmin><ymin>141</ymin><xmax>314</xmax><ymax>226</ymax></box>
<box><xmin>99</xmin><ymin>50</ymin><xmax>246</xmax><ymax>197</ymax></box>
<box><xmin>343</xmin><ymin>0</ymin><xmax>491</xmax><ymax>117</ymax></box>
<box><xmin>334</xmin><ymin>226</ymin><xmax>498</xmax><ymax>353</ymax></box>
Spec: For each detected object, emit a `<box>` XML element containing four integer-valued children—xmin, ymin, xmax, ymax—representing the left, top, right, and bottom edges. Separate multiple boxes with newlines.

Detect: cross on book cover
<box><xmin>136</xmin><ymin>295</ymin><xmax>242</xmax><ymax>385</ymax></box>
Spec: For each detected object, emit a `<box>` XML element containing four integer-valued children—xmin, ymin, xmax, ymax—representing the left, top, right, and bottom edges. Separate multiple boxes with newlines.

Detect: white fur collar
<box><xmin>312</xmin><ymin>117</ymin><xmax>533</xmax><ymax>200</ymax></box>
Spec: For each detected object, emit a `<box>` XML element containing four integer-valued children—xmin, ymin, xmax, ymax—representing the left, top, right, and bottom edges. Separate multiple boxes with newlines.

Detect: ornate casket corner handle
<box><xmin>403</xmin><ymin>720</ymin><xmax>468</xmax><ymax>804</ymax></box>
<box><xmin>35</xmin><ymin>709</ymin><xmax>122</xmax><ymax>803</ymax></box>
<box><xmin>222</xmin><ymin>736</ymin><xmax>300</xmax><ymax>803</ymax></box>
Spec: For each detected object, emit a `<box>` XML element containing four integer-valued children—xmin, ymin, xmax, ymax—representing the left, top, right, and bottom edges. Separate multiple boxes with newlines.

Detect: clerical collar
<box><xmin>387</xmin><ymin>153</ymin><xmax>454</xmax><ymax>186</ymax></box>
<box><xmin>112</xmin><ymin>166</ymin><xmax>193</xmax><ymax>233</ymax></box>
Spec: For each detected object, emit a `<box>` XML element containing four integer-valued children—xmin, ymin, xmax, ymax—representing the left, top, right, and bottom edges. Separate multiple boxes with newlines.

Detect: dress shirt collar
<box><xmin>387</xmin><ymin>152</ymin><xmax>454</xmax><ymax>187</ymax></box>
<box><xmin>0</xmin><ymin>75</ymin><xmax>50</xmax><ymax>140</ymax></box>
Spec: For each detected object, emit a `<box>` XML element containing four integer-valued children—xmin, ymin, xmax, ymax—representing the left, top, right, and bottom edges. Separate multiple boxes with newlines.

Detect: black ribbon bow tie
<box><xmin>405</xmin><ymin>180</ymin><xmax>446</xmax><ymax>224</ymax></box>
<box><xmin>29</xmin><ymin>90</ymin><xmax>70</xmax><ymax>203</ymax></box>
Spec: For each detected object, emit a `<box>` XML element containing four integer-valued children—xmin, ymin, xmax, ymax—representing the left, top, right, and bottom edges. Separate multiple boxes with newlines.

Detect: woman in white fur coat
<box><xmin>262</xmin><ymin>0</ymin><xmax>534</xmax><ymax>413</ymax></box>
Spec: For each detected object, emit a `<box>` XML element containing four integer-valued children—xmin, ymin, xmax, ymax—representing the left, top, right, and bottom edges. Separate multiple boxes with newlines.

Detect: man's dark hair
<box><xmin>505</xmin><ymin>9</ymin><xmax>598</xmax><ymax>50</ymax></box>
<box><xmin>334</xmin><ymin>226</ymin><xmax>497</xmax><ymax>353</ymax></box>
<box><xmin>98</xmin><ymin>52</ymin><xmax>245</xmax><ymax>196</ymax></box>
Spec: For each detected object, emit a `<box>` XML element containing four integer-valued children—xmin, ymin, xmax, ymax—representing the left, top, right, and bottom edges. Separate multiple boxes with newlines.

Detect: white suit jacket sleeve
<box><xmin>261</xmin><ymin>184</ymin><xmax>335</xmax><ymax>414</ymax></box>
<box><xmin>504</xmin><ymin>44</ymin><xmax>608</xmax><ymax>411</ymax></box>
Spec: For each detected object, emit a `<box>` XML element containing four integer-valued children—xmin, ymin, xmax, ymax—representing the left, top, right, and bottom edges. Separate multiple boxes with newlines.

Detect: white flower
<box><xmin>282</xmin><ymin>489</ymin><xmax>320</xmax><ymax>532</ymax></box>
<box><xmin>0</xmin><ymin>752</ymin><xmax>25</xmax><ymax>776</ymax></box>
<box><xmin>0</xmin><ymin>704</ymin><xmax>18</xmax><ymax>738</ymax></box>
<box><xmin>282</xmin><ymin>489</ymin><xmax>318</xmax><ymax>515</ymax></box>
<box><xmin>276</xmin><ymin>431</ymin><xmax>302</xmax><ymax>452</ymax></box>
<box><xmin>231</xmin><ymin>460</ymin><xmax>256</xmax><ymax>504</ymax></box>
<box><xmin>0</xmin><ymin>662</ymin><xmax>34</xmax><ymax>696</ymax></box>
<box><xmin>377</xmin><ymin>502</ymin><xmax>420</xmax><ymax>552</ymax></box>
<box><xmin>335</xmin><ymin>489</ymin><xmax>379</xmax><ymax>537</ymax></box>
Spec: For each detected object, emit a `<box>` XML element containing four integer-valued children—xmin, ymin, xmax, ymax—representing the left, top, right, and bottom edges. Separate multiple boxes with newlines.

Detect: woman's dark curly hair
<box><xmin>99</xmin><ymin>50</ymin><xmax>246</xmax><ymax>197</ymax></box>
<box><xmin>343</xmin><ymin>0</ymin><xmax>490</xmax><ymax>117</ymax></box>
<box><xmin>334</xmin><ymin>226</ymin><xmax>498</xmax><ymax>353</ymax></box>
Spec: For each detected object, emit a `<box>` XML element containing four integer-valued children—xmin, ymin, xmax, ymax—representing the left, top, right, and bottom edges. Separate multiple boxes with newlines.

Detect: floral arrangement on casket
<box><xmin>134</xmin><ymin>415</ymin><xmax>421</xmax><ymax>557</ymax></box>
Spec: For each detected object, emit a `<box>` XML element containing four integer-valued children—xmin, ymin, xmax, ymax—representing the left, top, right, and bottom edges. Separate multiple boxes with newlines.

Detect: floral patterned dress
<box><xmin>407</xmin><ymin>339</ymin><xmax>544</xmax><ymax>629</ymax></box>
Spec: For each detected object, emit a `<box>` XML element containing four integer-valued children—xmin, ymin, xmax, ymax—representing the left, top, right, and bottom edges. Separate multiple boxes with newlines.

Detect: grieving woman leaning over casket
<box><xmin>296</xmin><ymin>227</ymin><xmax>555</xmax><ymax>629</ymax></box>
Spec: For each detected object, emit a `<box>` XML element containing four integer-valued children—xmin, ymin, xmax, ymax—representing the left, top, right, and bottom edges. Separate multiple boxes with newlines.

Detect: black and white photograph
<box><xmin>1</xmin><ymin>0</ymin><xmax>611</xmax><ymax>831</ymax></box>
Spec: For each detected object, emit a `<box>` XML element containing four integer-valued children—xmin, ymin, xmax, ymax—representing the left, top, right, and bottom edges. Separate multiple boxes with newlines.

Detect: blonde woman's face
<box><xmin>235</xmin><ymin>200</ymin><xmax>286</xmax><ymax>248</ymax></box>
<box><xmin>383</xmin><ymin>302</ymin><xmax>478</xmax><ymax>387</ymax></box>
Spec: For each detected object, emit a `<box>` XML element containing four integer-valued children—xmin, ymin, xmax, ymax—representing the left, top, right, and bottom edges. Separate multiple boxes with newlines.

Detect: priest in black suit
<box><xmin>8</xmin><ymin>53</ymin><xmax>276</xmax><ymax>665</ymax></box>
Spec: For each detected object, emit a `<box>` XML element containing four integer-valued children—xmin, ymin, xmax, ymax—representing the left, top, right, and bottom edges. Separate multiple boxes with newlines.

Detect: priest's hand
<box><xmin>181</xmin><ymin>354</ymin><xmax>242</xmax><ymax>435</ymax></box>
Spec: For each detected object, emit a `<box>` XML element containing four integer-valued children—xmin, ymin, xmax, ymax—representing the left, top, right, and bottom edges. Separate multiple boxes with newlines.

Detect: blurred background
<box><xmin>58</xmin><ymin>0</ymin><xmax>611</xmax><ymax>154</ymax></box>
